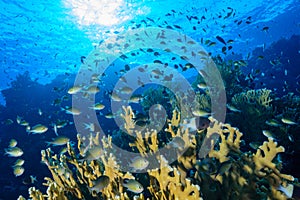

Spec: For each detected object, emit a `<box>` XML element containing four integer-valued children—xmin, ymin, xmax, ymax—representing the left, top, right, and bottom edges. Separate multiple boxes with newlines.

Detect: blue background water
<box><xmin>0</xmin><ymin>0</ymin><xmax>300</xmax><ymax>199</ymax></box>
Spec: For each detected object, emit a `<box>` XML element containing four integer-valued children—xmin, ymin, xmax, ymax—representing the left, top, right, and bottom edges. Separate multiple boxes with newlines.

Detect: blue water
<box><xmin>0</xmin><ymin>0</ymin><xmax>300</xmax><ymax>199</ymax></box>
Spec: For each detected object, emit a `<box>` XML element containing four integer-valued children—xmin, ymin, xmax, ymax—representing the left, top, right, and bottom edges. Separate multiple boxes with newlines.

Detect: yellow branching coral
<box><xmin>232</xmin><ymin>88</ymin><xmax>273</xmax><ymax>108</ymax></box>
<box><xmin>41</xmin><ymin>148</ymin><xmax>84</xmax><ymax>199</ymax></box>
<box><xmin>45</xmin><ymin>181</ymin><xmax>68</xmax><ymax>200</ymax></box>
<box><xmin>208</xmin><ymin>119</ymin><xmax>243</xmax><ymax>163</ymax></box>
<box><xmin>167</xmin><ymin>109</ymin><xmax>181</xmax><ymax>127</ymax></box>
<box><xmin>129</xmin><ymin>130</ymin><xmax>159</xmax><ymax>156</ymax></box>
<box><xmin>203</xmin><ymin>116</ymin><xmax>295</xmax><ymax>199</ymax></box>
<box><xmin>148</xmin><ymin>156</ymin><xmax>202</xmax><ymax>200</ymax></box>
<box><xmin>20</xmin><ymin>106</ymin><xmax>296</xmax><ymax>200</ymax></box>
<box><xmin>253</xmin><ymin>137</ymin><xmax>294</xmax><ymax>181</ymax></box>
<box><xmin>168</xmin><ymin>178</ymin><xmax>201</xmax><ymax>200</ymax></box>
<box><xmin>120</xmin><ymin>106</ymin><xmax>136</xmax><ymax>136</ymax></box>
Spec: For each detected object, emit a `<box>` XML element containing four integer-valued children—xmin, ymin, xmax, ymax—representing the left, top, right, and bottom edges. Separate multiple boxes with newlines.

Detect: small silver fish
<box><xmin>226</xmin><ymin>104</ymin><xmax>241</xmax><ymax>112</ymax></box>
<box><xmin>281</xmin><ymin>118</ymin><xmax>297</xmax><ymax>125</ymax></box>
<box><xmin>265</xmin><ymin>119</ymin><xmax>281</xmax><ymax>127</ymax></box>
<box><xmin>262</xmin><ymin>130</ymin><xmax>275</xmax><ymax>140</ymax></box>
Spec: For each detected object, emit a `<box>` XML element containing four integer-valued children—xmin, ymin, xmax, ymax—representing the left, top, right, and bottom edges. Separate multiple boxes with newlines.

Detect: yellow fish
<box><xmin>111</xmin><ymin>93</ymin><xmax>122</xmax><ymax>102</ymax></box>
<box><xmin>122</xmin><ymin>179</ymin><xmax>143</xmax><ymax>194</ymax></box>
<box><xmin>90</xmin><ymin>103</ymin><xmax>105</xmax><ymax>110</ymax></box>
<box><xmin>13</xmin><ymin>166</ymin><xmax>25</xmax><ymax>177</ymax></box>
<box><xmin>64</xmin><ymin>107</ymin><xmax>81</xmax><ymax>115</ymax></box>
<box><xmin>192</xmin><ymin>109</ymin><xmax>211</xmax><ymax>117</ymax></box>
<box><xmin>83</xmin><ymin>146</ymin><xmax>103</xmax><ymax>161</ymax></box>
<box><xmin>262</xmin><ymin>130</ymin><xmax>275</xmax><ymax>140</ymax></box>
<box><xmin>265</xmin><ymin>119</ymin><xmax>281</xmax><ymax>127</ymax></box>
<box><xmin>5</xmin><ymin>147</ymin><xmax>24</xmax><ymax>157</ymax></box>
<box><xmin>46</xmin><ymin>136</ymin><xmax>70</xmax><ymax>146</ymax></box>
<box><xmin>13</xmin><ymin>159</ymin><xmax>25</xmax><ymax>167</ymax></box>
<box><xmin>129</xmin><ymin>156</ymin><xmax>149</xmax><ymax>171</ymax></box>
<box><xmin>68</xmin><ymin>85</ymin><xmax>82</xmax><ymax>94</ymax></box>
<box><xmin>86</xmin><ymin>85</ymin><xmax>100</xmax><ymax>94</ymax></box>
<box><xmin>9</xmin><ymin>139</ymin><xmax>18</xmax><ymax>148</ymax></box>
<box><xmin>28</xmin><ymin>124</ymin><xmax>48</xmax><ymax>134</ymax></box>
<box><xmin>90</xmin><ymin>175</ymin><xmax>110</xmax><ymax>193</ymax></box>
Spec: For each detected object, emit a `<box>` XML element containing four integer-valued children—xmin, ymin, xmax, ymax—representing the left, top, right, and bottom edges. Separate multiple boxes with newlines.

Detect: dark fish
<box><xmin>147</xmin><ymin>48</ymin><xmax>154</xmax><ymax>52</ymax></box>
<box><xmin>153</xmin><ymin>60</ymin><xmax>163</xmax><ymax>64</ymax></box>
<box><xmin>146</xmin><ymin>17</ymin><xmax>154</xmax><ymax>23</ymax></box>
<box><xmin>250</xmin><ymin>142</ymin><xmax>261</xmax><ymax>150</ymax></box>
<box><xmin>22</xmin><ymin>175</ymin><xmax>37</xmax><ymax>185</ymax></box>
<box><xmin>80</xmin><ymin>56</ymin><xmax>86</xmax><ymax>64</ymax></box>
<box><xmin>221</xmin><ymin>46</ymin><xmax>227</xmax><ymax>54</ymax></box>
<box><xmin>216</xmin><ymin>36</ymin><xmax>226</xmax><ymax>45</ymax></box>
<box><xmin>262</xmin><ymin>26</ymin><xmax>269</xmax><ymax>32</ymax></box>
<box><xmin>120</xmin><ymin>54</ymin><xmax>128</xmax><ymax>60</ymax></box>
<box><xmin>214</xmin><ymin>159</ymin><xmax>232</xmax><ymax>178</ymax></box>
<box><xmin>185</xmin><ymin>63</ymin><xmax>194</xmax><ymax>68</ymax></box>
<box><xmin>208</xmin><ymin>42</ymin><xmax>216</xmax><ymax>47</ymax></box>
<box><xmin>257</xmin><ymin>55</ymin><xmax>264</xmax><ymax>59</ymax></box>
<box><xmin>237</xmin><ymin>20</ymin><xmax>242</xmax><ymax>25</ymax></box>
<box><xmin>154</xmin><ymin>52</ymin><xmax>160</xmax><ymax>56</ymax></box>
<box><xmin>228</xmin><ymin>46</ymin><xmax>232</xmax><ymax>51</ymax></box>
<box><xmin>124</xmin><ymin>64</ymin><xmax>130</xmax><ymax>71</ymax></box>
<box><xmin>173</xmin><ymin>25</ymin><xmax>182</xmax><ymax>29</ymax></box>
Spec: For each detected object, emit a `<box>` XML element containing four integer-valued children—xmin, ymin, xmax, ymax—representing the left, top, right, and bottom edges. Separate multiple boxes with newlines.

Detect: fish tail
<box><xmin>45</xmin><ymin>141</ymin><xmax>52</xmax><ymax>147</ymax></box>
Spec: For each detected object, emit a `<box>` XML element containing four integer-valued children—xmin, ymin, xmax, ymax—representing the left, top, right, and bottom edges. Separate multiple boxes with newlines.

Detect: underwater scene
<box><xmin>1</xmin><ymin>0</ymin><xmax>300</xmax><ymax>199</ymax></box>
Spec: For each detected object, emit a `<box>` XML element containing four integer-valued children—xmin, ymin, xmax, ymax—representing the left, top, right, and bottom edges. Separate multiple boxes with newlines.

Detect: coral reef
<box><xmin>18</xmin><ymin>106</ymin><xmax>296</xmax><ymax>200</ymax></box>
<box><xmin>227</xmin><ymin>88</ymin><xmax>275</xmax><ymax>142</ymax></box>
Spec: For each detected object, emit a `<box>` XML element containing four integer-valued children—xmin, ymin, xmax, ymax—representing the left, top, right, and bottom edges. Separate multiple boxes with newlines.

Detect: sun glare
<box><xmin>64</xmin><ymin>0</ymin><xmax>128</xmax><ymax>26</ymax></box>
